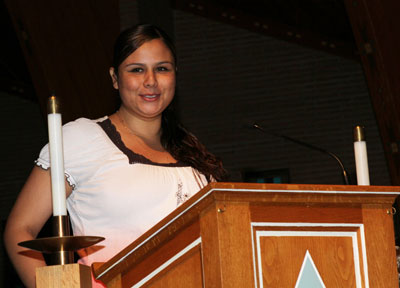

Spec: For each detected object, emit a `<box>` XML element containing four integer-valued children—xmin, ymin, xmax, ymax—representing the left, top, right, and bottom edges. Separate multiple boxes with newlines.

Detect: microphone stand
<box><xmin>253</xmin><ymin>123</ymin><xmax>350</xmax><ymax>185</ymax></box>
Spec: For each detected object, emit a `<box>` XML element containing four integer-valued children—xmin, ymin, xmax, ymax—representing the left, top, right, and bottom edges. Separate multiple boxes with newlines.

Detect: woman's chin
<box><xmin>137</xmin><ymin>109</ymin><xmax>164</xmax><ymax>120</ymax></box>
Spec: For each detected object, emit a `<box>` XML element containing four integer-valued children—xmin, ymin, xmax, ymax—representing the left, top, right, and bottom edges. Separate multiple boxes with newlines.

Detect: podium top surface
<box><xmin>202</xmin><ymin>181</ymin><xmax>400</xmax><ymax>194</ymax></box>
<box><xmin>93</xmin><ymin>182</ymin><xmax>400</xmax><ymax>283</ymax></box>
<box><xmin>176</xmin><ymin>182</ymin><xmax>400</xmax><ymax>207</ymax></box>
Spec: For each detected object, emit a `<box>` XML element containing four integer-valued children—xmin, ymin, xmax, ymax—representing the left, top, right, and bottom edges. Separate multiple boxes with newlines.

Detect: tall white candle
<box><xmin>354</xmin><ymin>126</ymin><xmax>370</xmax><ymax>185</ymax></box>
<box><xmin>48</xmin><ymin>96</ymin><xmax>67</xmax><ymax>215</ymax></box>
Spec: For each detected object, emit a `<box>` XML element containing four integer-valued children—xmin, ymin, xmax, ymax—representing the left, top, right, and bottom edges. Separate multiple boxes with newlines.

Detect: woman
<box><xmin>4</xmin><ymin>24</ymin><xmax>227</xmax><ymax>287</ymax></box>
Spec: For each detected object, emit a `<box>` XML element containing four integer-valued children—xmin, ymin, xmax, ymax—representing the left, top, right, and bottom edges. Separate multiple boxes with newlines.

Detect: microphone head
<box><xmin>241</xmin><ymin>121</ymin><xmax>262</xmax><ymax>130</ymax></box>
<box><xmin>253</xmin><ymin>123</ymin><xmax>261</xmax><ymax>130</ymax></box>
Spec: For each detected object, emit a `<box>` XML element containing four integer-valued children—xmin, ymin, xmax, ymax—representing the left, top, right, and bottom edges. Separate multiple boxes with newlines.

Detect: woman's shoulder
<box><xmin>63</xmin><ymin>116</ymin><xmax>107</xmax><ymax>137</ymax></box>
<box><xmin>36</xmin><ymin>116</ymin><xmax>111</xmax><ymax>170</ymax></box>
<box><xmin>59</xmin><ymin>116</ymin><xmax>112</xmax><ymax>152</ymax></box>
<box><xmin>64</xmin><ymin>116</ymin><xmax>107</xmax><ymax>130</ymax></box>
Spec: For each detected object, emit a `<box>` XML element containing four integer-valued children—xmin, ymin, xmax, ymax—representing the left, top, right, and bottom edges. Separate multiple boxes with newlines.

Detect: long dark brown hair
<box><xmin>112</xmin><ymin>24</ymin><xmax>227</xmax><ymax>181</ymax></box>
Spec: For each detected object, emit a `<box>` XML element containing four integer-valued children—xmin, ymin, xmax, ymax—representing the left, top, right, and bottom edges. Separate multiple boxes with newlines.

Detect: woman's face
<box><xmin>110</xmin><ymin>39</ymin><xmax>176</xmax><ymax>121</ymax></box>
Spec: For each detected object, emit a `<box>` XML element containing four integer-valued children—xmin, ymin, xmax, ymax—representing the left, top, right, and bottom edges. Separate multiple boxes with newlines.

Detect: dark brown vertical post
<box><xmin>344</xmin><ymin>0</ymin><xmax>400</xmax><ymax>185</ymax></box>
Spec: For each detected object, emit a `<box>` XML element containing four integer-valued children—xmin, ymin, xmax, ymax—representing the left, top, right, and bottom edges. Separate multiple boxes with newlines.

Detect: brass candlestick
<box><xmin>18</xmin><ymin>94</ymin><xmax>104</xmax><ymax>264</ymax></box>
<box><xmin>19</xmin><ymin>215</ymin><xmax>104</xmax><ymax>265</ymax></box>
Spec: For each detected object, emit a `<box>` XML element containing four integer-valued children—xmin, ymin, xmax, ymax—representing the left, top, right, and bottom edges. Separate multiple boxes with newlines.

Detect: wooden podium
<box><xmin>93</xmin><ymin>183</ymin><xmax>400</xmax><ymax>287</ymax></box>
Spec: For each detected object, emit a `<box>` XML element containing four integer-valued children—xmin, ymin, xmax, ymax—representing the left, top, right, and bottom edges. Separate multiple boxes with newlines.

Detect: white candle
<box><xmin>48</xmin><ymin>96</ymin><xmax>67</xmax><ymax>215</ymax></box>
<box><xmin>354</xmin><ymin>126</ymin><xmax>370</xmax><ymax>185</ymax></box>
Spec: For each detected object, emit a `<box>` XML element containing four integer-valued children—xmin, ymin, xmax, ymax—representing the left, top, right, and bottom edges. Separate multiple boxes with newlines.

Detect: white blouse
<box><xmin>36</xmin><ymin>117</ymin><xmax>208</xmax><ymax>266</ymax></box>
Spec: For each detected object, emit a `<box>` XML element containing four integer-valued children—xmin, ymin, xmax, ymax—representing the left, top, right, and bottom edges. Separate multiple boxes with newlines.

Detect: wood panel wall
<box><xmin>5</xmin><ymin>0</ymin><xmax>120</xmax><ymax>123</ymax></box>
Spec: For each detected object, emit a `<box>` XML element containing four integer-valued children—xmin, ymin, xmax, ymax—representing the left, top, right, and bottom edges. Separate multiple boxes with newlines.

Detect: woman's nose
<box><xmin>144</xmin><ymin>71</ymin><xmax>157</xmax><ymax>88</ymax></box>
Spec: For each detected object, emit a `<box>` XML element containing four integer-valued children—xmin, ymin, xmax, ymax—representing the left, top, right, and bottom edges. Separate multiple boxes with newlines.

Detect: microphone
<box><xmin>251</xmin><ymin>123</ymin><xmax>350</xmax><ymax>185</ymax></box>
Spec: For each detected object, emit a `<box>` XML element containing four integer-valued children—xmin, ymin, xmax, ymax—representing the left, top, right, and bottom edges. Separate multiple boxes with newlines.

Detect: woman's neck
<box><xmin>114</xmin><ymin>108</ymin><xmax>163</xmax><ymax>149</ymax></box>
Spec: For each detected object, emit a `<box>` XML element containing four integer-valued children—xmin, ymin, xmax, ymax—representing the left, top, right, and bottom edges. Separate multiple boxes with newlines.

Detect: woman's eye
<box><xmin>130</xmin><ymin>67</ymin><xmax>144</xmax><ymax>73</ymax></box>
<box><xmin>156</xmin><ymin>66</ymin><xmax>170</xmax><ymax>72</ymax></box>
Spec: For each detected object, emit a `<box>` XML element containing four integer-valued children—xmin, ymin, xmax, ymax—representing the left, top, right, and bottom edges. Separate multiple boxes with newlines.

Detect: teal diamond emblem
<box><xmin>295</xmin><ymin>250</ymin><xmax>326</xmax><ymax>288</ymax></box>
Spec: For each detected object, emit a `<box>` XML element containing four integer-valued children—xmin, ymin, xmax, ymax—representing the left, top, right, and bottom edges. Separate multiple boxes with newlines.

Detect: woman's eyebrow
<box><xmin>125</xmin><ymin>61</ymin><xmax>174</xmax><ymax>67</ymax></box>
<box><xmin>124</xmin><ymin>62</ymin><xmax>144</xmax><ymax>67</ymax></box>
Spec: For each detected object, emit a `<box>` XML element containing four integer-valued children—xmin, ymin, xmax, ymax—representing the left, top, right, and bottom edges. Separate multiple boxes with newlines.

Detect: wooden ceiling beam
<box><xmin>172</xmin><ymin>0</ymin><xmax>358</xmax><ymax>61</ymax></box>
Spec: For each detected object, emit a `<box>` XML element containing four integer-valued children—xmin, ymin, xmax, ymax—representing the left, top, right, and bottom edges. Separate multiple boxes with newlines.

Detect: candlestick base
<box><xmin>18</xmin><ymin>235</ymin><xmax>105</xmax><ymax>253</ymax></box>
<box><xmin>18</xmin><ymin>215</ymin><xmax>104</xmax><ymax>265</ymax></box>
<box><xmin>18</xmin><ymin>235</ymin><xmax>105</xmax><ymax>265</ymax></box>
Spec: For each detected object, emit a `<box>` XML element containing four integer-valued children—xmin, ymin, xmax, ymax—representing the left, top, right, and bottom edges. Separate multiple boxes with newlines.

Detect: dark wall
<box><xmin>173</xmin><ymin>10</ymin><xmax>389</xmax><ymax>185</ymax></box>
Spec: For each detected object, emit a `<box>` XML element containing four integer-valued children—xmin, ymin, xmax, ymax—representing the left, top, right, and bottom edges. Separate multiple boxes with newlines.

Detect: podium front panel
<box><xmin>252</xmin><ymin>223</ymin><xmax>367</xmax><ymax>287</ymax></box>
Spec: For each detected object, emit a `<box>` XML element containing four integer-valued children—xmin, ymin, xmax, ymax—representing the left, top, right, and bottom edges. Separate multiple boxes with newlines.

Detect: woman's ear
<box><xmin>109</xmin><ymin>67</ymin><xmax>119</xmax><ymax>90</ymax></box>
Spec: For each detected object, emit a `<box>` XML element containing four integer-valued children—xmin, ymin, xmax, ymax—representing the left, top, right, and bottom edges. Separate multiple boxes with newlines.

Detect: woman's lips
<box><xmin>140</xmin><ymin>94</ymin><xmax>160</xmax><ymax>101</ymax></box>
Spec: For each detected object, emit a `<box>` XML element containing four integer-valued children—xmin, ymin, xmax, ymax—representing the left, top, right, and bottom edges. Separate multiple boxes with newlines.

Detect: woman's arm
<box><xmin>3</xmin><ymin>166</ymin><xmax>72</xmax><ymax>288</ymax></box>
